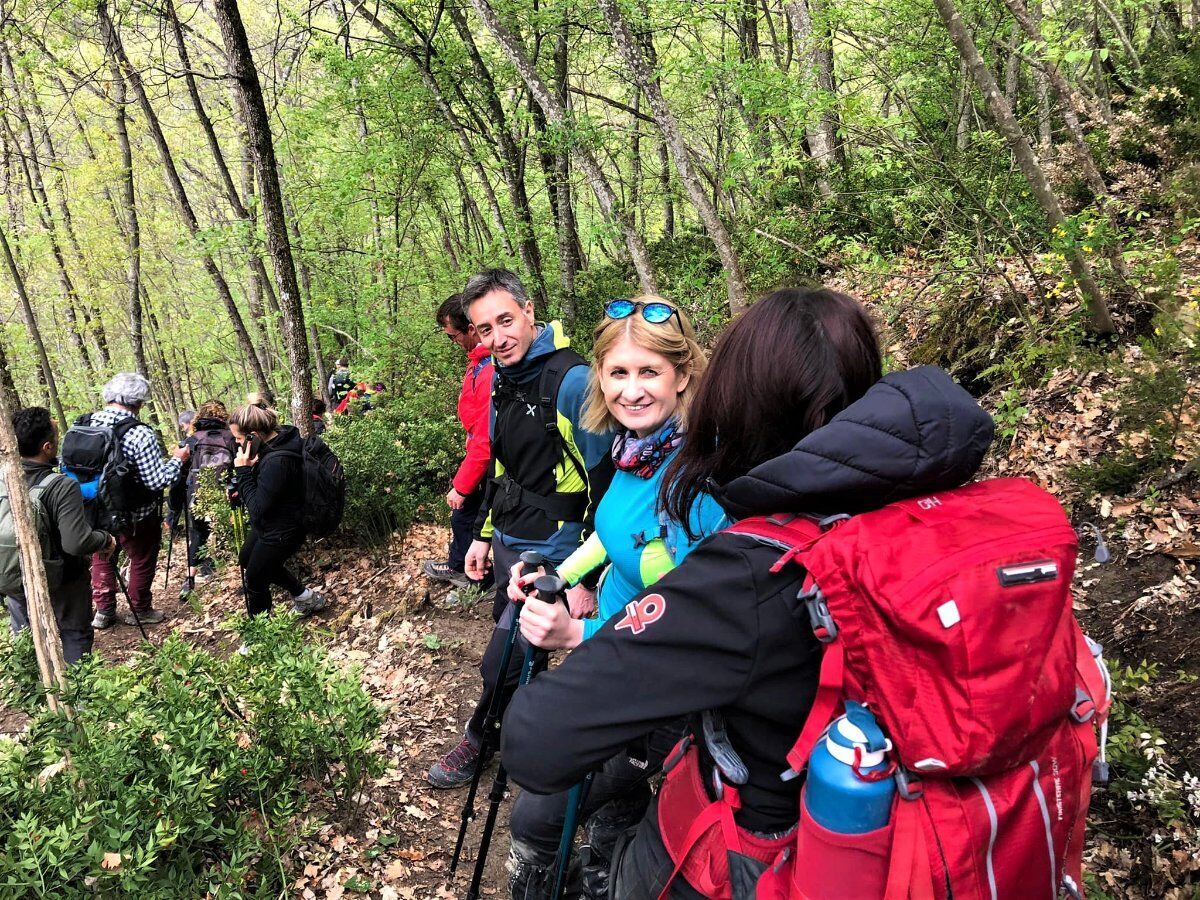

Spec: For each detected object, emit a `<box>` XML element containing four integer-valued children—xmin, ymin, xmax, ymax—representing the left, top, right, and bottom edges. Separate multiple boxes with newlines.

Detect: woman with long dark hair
<box><xmin>501</xmin><ymin>287</ymin><xmax>994</xmax><ymax>898</ymax></box>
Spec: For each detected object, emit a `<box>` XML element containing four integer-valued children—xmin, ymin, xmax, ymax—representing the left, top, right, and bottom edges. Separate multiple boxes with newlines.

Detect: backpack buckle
<box><xmin>1070</xmin><ymin>686</ymin><xmax>1096</xmax><ymax>724</ymax></box>
<box><xmin>800</xmin><ymin>586</ymin><xmax>838</xmax><ymax>643</ymax></box>
<box><xmin>896</xmin><ymin>766</ymin><xmax>924</xmax><ymax>801</ymax></box>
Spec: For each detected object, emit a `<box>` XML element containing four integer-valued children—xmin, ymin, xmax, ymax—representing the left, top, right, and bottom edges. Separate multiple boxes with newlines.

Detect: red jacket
<box><xmin>453</xmin><ymin>343</ymin><xmax>494</xmax><ymax>495</ymax></box>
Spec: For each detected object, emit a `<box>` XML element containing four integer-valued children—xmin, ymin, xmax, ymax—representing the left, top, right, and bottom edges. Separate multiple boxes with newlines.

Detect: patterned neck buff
<box><xmin>611</xmin><ymin>419</ymin><xmax>684</xmax><ymax>479</ymax></box>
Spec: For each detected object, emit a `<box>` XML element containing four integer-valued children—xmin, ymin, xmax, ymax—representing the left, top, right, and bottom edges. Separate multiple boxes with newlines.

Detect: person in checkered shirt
<box><xmin>89</xmin><ymin>373</ymin><xmax>190</xmax><ymax>630</ymax></box>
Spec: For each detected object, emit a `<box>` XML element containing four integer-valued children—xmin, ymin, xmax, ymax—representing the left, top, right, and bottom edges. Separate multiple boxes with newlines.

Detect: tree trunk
<box><xmin>214</xmin><ymin>0</ymin><xmax>314</xmax><ymax>436</ymax></box>
<box><xmin>932</xmin><ymin>0</ymin><xmax>1115</xmax><ymax>334</ymax></box>
<box><xmin>596</xmin><ymin>0</ymin><xmax>749</xmax><ymax>315</ymax></box>
<box><xmin>0</xmin><ymin>377</ymin><xmax>69</xmax><ymax>713</ymax></box>
<box><xmin>0</xmin><ymin>338</ymin><xmax>21</xmax><ymax>408</ymax></box>
<box><xmin>552</xmin><ymin>14</ymin><xmax>579</xmax><ymax>325</ymax></box>
<box><xmin>784</xmin><ymin>0</ymin><xmax>837</xmax><ymax>194</ymax></box>
<box><xmin>102</xmin><ymin>23</ymin><xmax>147</xmax><ymax>377</ymax></box>
<box><xmin>0</xmin><ymin>224</ymin><xmax>66</xmax><ymax>429</ymax></box>
<box><xmin>98</xmin><ymin>1</ymin><xmax>272</xmax><ymax>397</ymax></box>
<box><xmin>467</xmin><ymin>0</ymin><xmax>658</xmax><ymax>295</ymax></box>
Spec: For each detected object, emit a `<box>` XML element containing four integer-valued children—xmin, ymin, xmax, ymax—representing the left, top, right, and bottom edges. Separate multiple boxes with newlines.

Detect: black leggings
<box><xmin>238</xmin><ymin>530</ymin><xmax>304</xmax><ymax>616</ymax></box>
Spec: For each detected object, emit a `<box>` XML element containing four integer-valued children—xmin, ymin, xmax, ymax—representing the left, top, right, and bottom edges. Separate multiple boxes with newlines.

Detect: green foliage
<box><xmin>322</xmin><ymin>396</ymin><xmax>459</xmax><ymax>544</ymax></box>
<box><xmin>0</xmin><ymin>616</ymin><xmax>384</xmax><ymax>898</ymax></box>
<box><xmin>189</xmin><ymin>467</ymin><xmax>242</xmax><ymax>563</ymax></box>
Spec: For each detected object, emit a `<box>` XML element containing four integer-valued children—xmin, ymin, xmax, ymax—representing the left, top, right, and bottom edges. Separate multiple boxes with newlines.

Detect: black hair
<box><xmin>436</xmin><ymin>294</ymin><xmax>470</xmax><ymax>332</ymax></box>
<box><xmin>461</xmin><ymin>268</ymin><xmax>529</xmax><ymax>312</ymax></box>
<box><xmin>13</xmin><ymin>407</ymin><xmax>55</xmax><ymax>458</ymax></box>
<box><xmin>663</xmin><ymin>286</ymin><xmax>882</xmax><ymax>538</ymax></box>
<box><xmin>312</xmin><ymin>398</ymin><xmax>327</xmax><ymax>416</ymax></box>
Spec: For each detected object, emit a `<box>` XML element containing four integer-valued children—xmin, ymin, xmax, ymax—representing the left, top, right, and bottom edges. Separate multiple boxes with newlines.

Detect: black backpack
<box><xmin>60</xmin><ymin>414</ymin><xmax>157</xmax><ymax>530</ymax></box>
<box><xmin>330</xmin><ymin>371</ymin><xmax>353</xmax><ymax>404</ymax></box>
<box><xmin>283</xmin><ymin>436</ymin><xmax>346</xmax><ymax>537</ymax></box>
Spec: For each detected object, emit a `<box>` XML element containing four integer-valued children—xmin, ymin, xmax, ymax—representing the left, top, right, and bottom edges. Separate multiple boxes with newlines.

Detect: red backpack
<box><xmin>655</xmin><ymin>477</ymin><xmax>1112</xmax><ymax>899</ymax></box>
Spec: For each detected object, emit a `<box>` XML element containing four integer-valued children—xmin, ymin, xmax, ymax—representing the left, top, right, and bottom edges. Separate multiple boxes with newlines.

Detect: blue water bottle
<box><xmin>803</xmin><ymin>701</ymin><xmax>896</xmax><ymax>834</ymax></box>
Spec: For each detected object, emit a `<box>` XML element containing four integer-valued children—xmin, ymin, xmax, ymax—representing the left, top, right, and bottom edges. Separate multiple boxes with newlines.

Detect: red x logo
<box><xmin>615</xmin><ymin>593</ymin><xmax>666</xmax><ymax>635</ymax></box>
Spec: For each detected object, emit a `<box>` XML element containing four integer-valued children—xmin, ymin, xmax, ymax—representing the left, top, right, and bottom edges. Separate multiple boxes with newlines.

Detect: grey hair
<box><xmin>462</xmin><ymin>268</ymin><xmax>529</xmax><ymax>313</ymax></box>
<box><xmin>102</xmin><ymin>372</ymin><xmax>152</xmax><ymax>407</ymax></box>
<box><xmin>178</xmin><ymin>410</ymin><xmax>196</xmax><ymax>428</ymax></box>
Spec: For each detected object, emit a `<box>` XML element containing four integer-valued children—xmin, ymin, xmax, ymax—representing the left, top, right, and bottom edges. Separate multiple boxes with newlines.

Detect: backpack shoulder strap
<box><xmin>538</xmin><ymin>347</ymin><xmax>589</xmax><ymax>481</ymax></box>
<box><xmin>723</xmin><ymin>514</ymin><xmax>824</xmax><ymax>572</ymax></box>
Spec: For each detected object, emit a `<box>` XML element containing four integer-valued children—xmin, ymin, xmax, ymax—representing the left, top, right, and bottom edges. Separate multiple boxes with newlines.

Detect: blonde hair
<box><xmin>581</xmin><ymin>296</ymin><xmax>707</xmax><ymax>434</ymax></box>
<box><xmin>230</xmin><ymin>403</ymin><xmax>279</xmax><ymax>435</ymax></box>
<box><xmin>196</xmin><ymin>400</ymin><xmax>229</xmax><ymax>423</ymax></box>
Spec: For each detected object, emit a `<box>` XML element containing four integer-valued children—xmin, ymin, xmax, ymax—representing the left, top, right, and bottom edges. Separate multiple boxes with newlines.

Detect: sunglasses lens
<box><xmin>606</xmin><ymin>300</ymin><xmax>636</xmax><ymax>319</ymax></box>
<box><xmin>642</xmin><ymin>303</ymin><xmax>674</xmax><ymax>324</ymax></box>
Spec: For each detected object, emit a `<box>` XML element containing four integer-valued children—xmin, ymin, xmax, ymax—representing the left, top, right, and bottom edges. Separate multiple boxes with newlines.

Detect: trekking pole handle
<box><xmin>533</xmin><ymin>574</ymin><xmax>568</xmax><ymax>607</ymax></box>
<box><xmin>519</xmin><ymin>550</ymin><xmax>544</xmax><ymax>578</ymax></box>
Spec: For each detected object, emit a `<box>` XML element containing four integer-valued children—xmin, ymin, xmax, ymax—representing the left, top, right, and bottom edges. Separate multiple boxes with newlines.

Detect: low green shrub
<box><xmin>0</xmin><ymin>615</ymin><xmax>384</xmax><ymax>898</ymax></box>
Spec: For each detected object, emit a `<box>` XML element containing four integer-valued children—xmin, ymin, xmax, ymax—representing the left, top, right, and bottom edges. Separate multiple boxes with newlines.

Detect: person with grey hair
<box><xmin>85</xmin><ymin>373</ymin><xmax>190</xmax><ymax>629</ymax></box>
<box><xmin>177</xmin><ymin>409</ymin><xmax>196</xmax><ymax>441</ymax></box>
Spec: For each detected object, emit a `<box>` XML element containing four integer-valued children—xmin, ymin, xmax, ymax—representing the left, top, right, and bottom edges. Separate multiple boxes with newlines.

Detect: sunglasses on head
<box><xmin>605</xmin><ymin>299</ymin><xmax>684</xmax><ymax>332</ymax></box>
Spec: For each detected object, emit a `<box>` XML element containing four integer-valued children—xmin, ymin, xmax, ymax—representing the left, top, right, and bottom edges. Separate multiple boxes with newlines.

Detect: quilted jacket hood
<box><xmin>717</xmin><ymin>366</ymin><xmax>995</xmax><ymax>519</ymax></box>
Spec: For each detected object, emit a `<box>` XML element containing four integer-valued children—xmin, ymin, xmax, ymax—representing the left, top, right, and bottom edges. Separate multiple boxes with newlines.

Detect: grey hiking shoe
<box><xmin>123</xmin><ymin>607</ymin><xmax>165</xmax><ymax>626</ymax></box>
<box><xmin>428</xmin><ymin>736</ymin><xmax>487</xmax><ymax>789</ymax></box>
<box><xmin>422</xmin><ymin>560</ymin><xmax>470</xmax><ymax>588</ymax></box>
<box><xmin>92</xmin><ymin>609</ymin><xmax>117</xmax><ymax>630</ymax></box>
<box><xmin>291</xmin><ymin>590</ymin><xmax>329</xmax><ymax>618</ymax></box>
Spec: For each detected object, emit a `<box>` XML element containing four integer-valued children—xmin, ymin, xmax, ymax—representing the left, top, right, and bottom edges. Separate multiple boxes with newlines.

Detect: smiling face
<box><xmin>599</xmin><ymin>334</ymin><xmax>691</xmax><ymax>438</ymax></box>
<box><xmin>467</xmin><ymin>289</ymin><xmax>537</xmax><ymax>367</ymax></box>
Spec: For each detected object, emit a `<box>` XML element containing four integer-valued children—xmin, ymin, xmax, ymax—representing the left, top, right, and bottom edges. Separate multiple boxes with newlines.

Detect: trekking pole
<box><xmin>113</xmin><ymin>558</ymin><xmax>149</xmax><ymax>642</ymax></box>
<box><xmin>182</xmin><ymin>502</ymin><xmax>197</xmax><ymax>598</ymax></box>
<box><xmin>164</xmin><ymin>516</ymin><xmax>178</xmax><ymax>592</ymax></box>
<box><xmin>552</xmin><ymin>771</ymin><xmax>595</xmax><ymax>899</ymax></box>
<box><xmin>465</xmin><ymin>571</ymin><xmax>567</xmax><ymax>900</ymax></box>
<box><xmin>450</xmin><ymin>550</ymin><xmax>545</xmax><ymax>879</ymax></box>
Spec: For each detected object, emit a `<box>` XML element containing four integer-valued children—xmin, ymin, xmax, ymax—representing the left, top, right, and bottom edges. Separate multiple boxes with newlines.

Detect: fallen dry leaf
<box><xmin>100</xmin><ymin>852</ymin><xmax>122</xmax><ymax>871</ymax></box>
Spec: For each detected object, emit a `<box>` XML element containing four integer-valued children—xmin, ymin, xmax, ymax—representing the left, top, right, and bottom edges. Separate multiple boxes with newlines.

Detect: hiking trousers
<box><xmin>91</xmin><ymin>514</ymin><xmax>162</xmax><ymax>614</ymax></box>
<box><xmin>238</xmin><ymin>530</ymin><xmax>305</xmax><ymax>616</ymax></box>
<box><xmin>448</xmin><ymin>485</ymin><xmax>485</xmax><ymax>573</ymax></box>
<box><xmin>6</xmin><ymin>577</ymin><xmax>93</xmax><ymax>663</ymax></box>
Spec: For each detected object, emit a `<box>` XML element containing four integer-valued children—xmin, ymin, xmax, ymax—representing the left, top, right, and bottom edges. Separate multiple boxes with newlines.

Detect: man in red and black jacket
<box><xmin>423</xmin><ymin>293</ymin><xmax>494</xmax><ymax>591</ymax></box>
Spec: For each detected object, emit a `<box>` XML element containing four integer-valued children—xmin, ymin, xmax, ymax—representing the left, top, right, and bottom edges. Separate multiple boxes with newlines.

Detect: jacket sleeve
<box><xmin>127</xmin><ymin>426</ymin><xmax>183</xmax><ymax>492</ymax></box>
<box><xmin>453</xmin><ymin>361</ymin><xmax>493</xmax><ymax>496</ymax></box>
<box><xmin>49</xmin><ymin>477</ymin><xmax>110</xmax><ymax>557</ymax></box>
<box><xmin>557</xmin><ymin>531</ymin><xmax>608</xmax><ymax>587</ymax></box>
<box><xmin>501</xmin><ymin>535</ymin><xmax>761</xmax><ymax>795</ymax></box>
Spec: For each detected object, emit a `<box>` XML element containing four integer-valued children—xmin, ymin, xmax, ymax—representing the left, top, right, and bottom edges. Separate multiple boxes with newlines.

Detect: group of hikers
<box><xmin>421</xmin><ymin>269</ymin><xmax>1112</xmax><ymax>899</ymax></box>
<box><xmin>0</xmin><ymin>265</ymin><xmax>1112</xmax><ymax>898</ymax></box>
<box><xmin>1</xmin><ymin>375</ymin><xmax>331</xmax><ymax>663</ymax></box>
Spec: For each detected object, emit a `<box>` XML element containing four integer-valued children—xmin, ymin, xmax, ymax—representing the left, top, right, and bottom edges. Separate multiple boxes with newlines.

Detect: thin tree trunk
<box><xmin>467</xmin><ymin>0</ymin><xmax>658</xmax><ymax>295</ymax></box>
<box><xmin>1031</xmin><ymin>0</ymin><xmax>1052</xmax><ymax>146</ymax></box>
<box><xmin>98</xmin><ymin>1</ymin><xmax>272</xmax><ymax>396</ymax></box>
<box><xmin>957</xmin><ymin>58</ymin><xmax>973</xmax><ymax>152</ymax></box>
<box><xmin>597</xmin><ymin>0</ymin><xmax>749</xmax><ymax>314</ymax></box>
<box><xmin>553</xmin><ymin>13</ymin><xmax>579</xmax><ymax>325</ymax></box>
<box><xmin>785</xmin><ymin>0</ymin><xmax>836</xmax><ymax>194</ymax></box>
<box><xmin>0</xmin><ymin>224</ymin><xmax>66</xmax><ymax>429</ymax></box>
<box><xmin>0</xmin><ymin>377</ymin><xmax>69</xmax><ymax>713</ymax></box>
<box><xmin>933</xmin><ymin>0</ymin><xmax>1115</xmax><ymax>333</ymax></box>
<box><xmin>214</xmin><ymin>0</ymin><xmax>314</xmax><ymax>435</ymax></box>
<box><xmin>0</xmin><ymin>338</ymin><xmax>21</xmax><ymax>408</ymax></box>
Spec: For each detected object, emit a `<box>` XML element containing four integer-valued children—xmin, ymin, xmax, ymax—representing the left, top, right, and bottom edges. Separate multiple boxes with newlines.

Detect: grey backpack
<box><xmin>0</xmin><ymin>473</ymin><xmax>64</xmax><ymax>596</ymax></box>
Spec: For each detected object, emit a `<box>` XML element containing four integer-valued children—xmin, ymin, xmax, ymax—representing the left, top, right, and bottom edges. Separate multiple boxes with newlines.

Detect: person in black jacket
<box><xmin>501</xmin><ymin>287</ymin><xmax>995</xmax><ymax>898</ymax></box>
<box><xmin>229</xmin><ymin>403</ymin><xmax>328</xmax><ymax>618</ymax></box>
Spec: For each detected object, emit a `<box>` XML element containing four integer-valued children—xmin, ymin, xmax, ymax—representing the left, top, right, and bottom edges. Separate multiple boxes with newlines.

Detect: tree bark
<box><xmin>932</xmin><ymin>0</ymin><xmax>1115</xmax><ymax>334</ymax></box>
<box><xmin>0</xmin><ymin>376</ymin><xmax>69</xmax><ymax>713</ymax></box>
<box><xmin>785</xmin><ymin>0</ymin><xmax>838</xmax><ymax>194</ymax></box>
<box><xmin>98</xmin><ymin>1</ymin><xmax>272</xmax><ymax>397</ymax></box>
<box><xmin>596</xmin><ymin>0</ymin><xmax>749</xmax><ymax>314</ymax></box>
<box><xmin>214</xmin><ymin>0</ymin><xmax>314</xmax><ymax>435</ymax></box>
<box><xmin>467</xmin><ymin>0</ymin><xmax>658</xmax><ymax>295</ymax></box>
<box><xmin>0</xmin><ymin>223</ymin><xmax>66</xmax><ymax>429</ymax></box>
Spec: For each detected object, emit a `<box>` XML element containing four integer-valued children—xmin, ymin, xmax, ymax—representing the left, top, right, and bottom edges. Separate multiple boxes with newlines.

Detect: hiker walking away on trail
<box><xmin>502</xmin><ymin>298</ymin><xmax>727</xmax><ymax>899</ymax></box>
<box><xmin>168</xmin><ymin>400</ymin><xmax>236</xmax><ymax>598</ymax></box>
<box><xmin>229</xmin><ymin>403</ymin><xmax>328</xmax><ymax>618</ymax></box>
<box><xmin>311</xmin><ymin>399</ymin><xmax>328</xmax><ymax>435</ymax></box>
<box><xmin>177</xmin><ymin>409</ymin><xmax>195</xmax><ymax>443</ymax></box>
<box><xmin>426</xmin><ymin>268</ymin><xmax>614</xmax><ymax>789</ymax></box>
<box><xmin>423</xmin><ymin>293</ymin><xmax>495</xmax><ymax>595</ymax></box>
<box><xmin>502</xmin><ymin>289</ymin><xmax>1001</xmax><ymax>897</ymax></box>
<box><xmin>85</xmin><ymin>373</ymin><xmax>189</xmax><ymax>630</ymax></box>
<box><xmin>328</xmin><ymin>359</ymin><xmax>353</xmax><ymax>410</ymax></box>
<box><xmin>2</xmin><ymin>407</ymin><xmax>116</xmax><ymax>663</ymax></box>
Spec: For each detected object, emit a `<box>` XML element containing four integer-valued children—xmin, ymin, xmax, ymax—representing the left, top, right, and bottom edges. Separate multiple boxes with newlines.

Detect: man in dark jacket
<box><xmin>427</xmin><ymin>268</ymin><xmax>613</xmax><ymax>789</ymax></box>
<box><xmin>4</xmin><ymin>407</ymin><xmax>115</xmax><ymax>663</ymax></box>
<box><xmin>501</xmin><ymin>367</ymin><xmax>995</xmax><ymax>894</ymax></box>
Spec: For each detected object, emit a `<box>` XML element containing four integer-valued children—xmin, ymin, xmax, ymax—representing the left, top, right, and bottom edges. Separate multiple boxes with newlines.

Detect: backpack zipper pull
<box><xmin>1076</xmin><ymin>522</ymin><xmax>1111</xmax><ymax>564</ymax></box>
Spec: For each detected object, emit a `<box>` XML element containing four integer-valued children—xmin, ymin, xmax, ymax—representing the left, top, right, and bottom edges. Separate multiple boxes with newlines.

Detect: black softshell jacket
<box><xmin>502</xmin><ymin>366</ymin><xmax>995</xmax><ymax>832</ymax></box>
<box><xmin>235</xmin><ymin>425</ymin><xmax>305</xmax><ymax>546</ymax></box>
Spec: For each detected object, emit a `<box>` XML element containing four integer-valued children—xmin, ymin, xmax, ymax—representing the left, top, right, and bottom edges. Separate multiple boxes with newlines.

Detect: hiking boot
<box><xmin>291</xmin><ymin>590</ymin><xmax>329</xmax><ymax>618</ymax></box>
<box><xmin>92</xmin><ymin>609</ymin><xmax>117</xmax><ymax>630</ymax></box>
<box><xmin>122</xmin><ymin>607</ymin><xmax>165</xmax><ymax>626</ymax></box>
<box><xmin>422</xmin><ymin>560</ymin><xmax>470</xmax><ymax>588</ymax></box>
<box><xmin>178</xmin><ymin>578</ymin><xmax>196</xmax><ymax>601</ymax></box>
<box><xmin>428</xmin><ymin>736</ymin><xmax>487</xmax><ymax>788</ymax></box>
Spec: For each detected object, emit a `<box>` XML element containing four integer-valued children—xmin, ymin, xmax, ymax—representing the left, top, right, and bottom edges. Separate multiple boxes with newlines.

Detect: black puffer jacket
<box><xmin>502</xmin><ymin>366</ymin><xmax>994</xmax><ymax>831</ymax></box>
<box><xmin>235</xmin><ymin>425</ymin><xmax>305</xmax><ymax>545</ymax></box>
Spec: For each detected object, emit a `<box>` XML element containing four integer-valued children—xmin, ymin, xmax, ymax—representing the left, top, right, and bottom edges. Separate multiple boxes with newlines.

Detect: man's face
<box><xmin>441</xmin><ymin>320</ymin><xmax>476</xmax><ymax>353</ymax></box>
<box><xmin>467</xmin><ymin>290</ymin><xmax>536</xmax><ymax>367</ymax></box>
